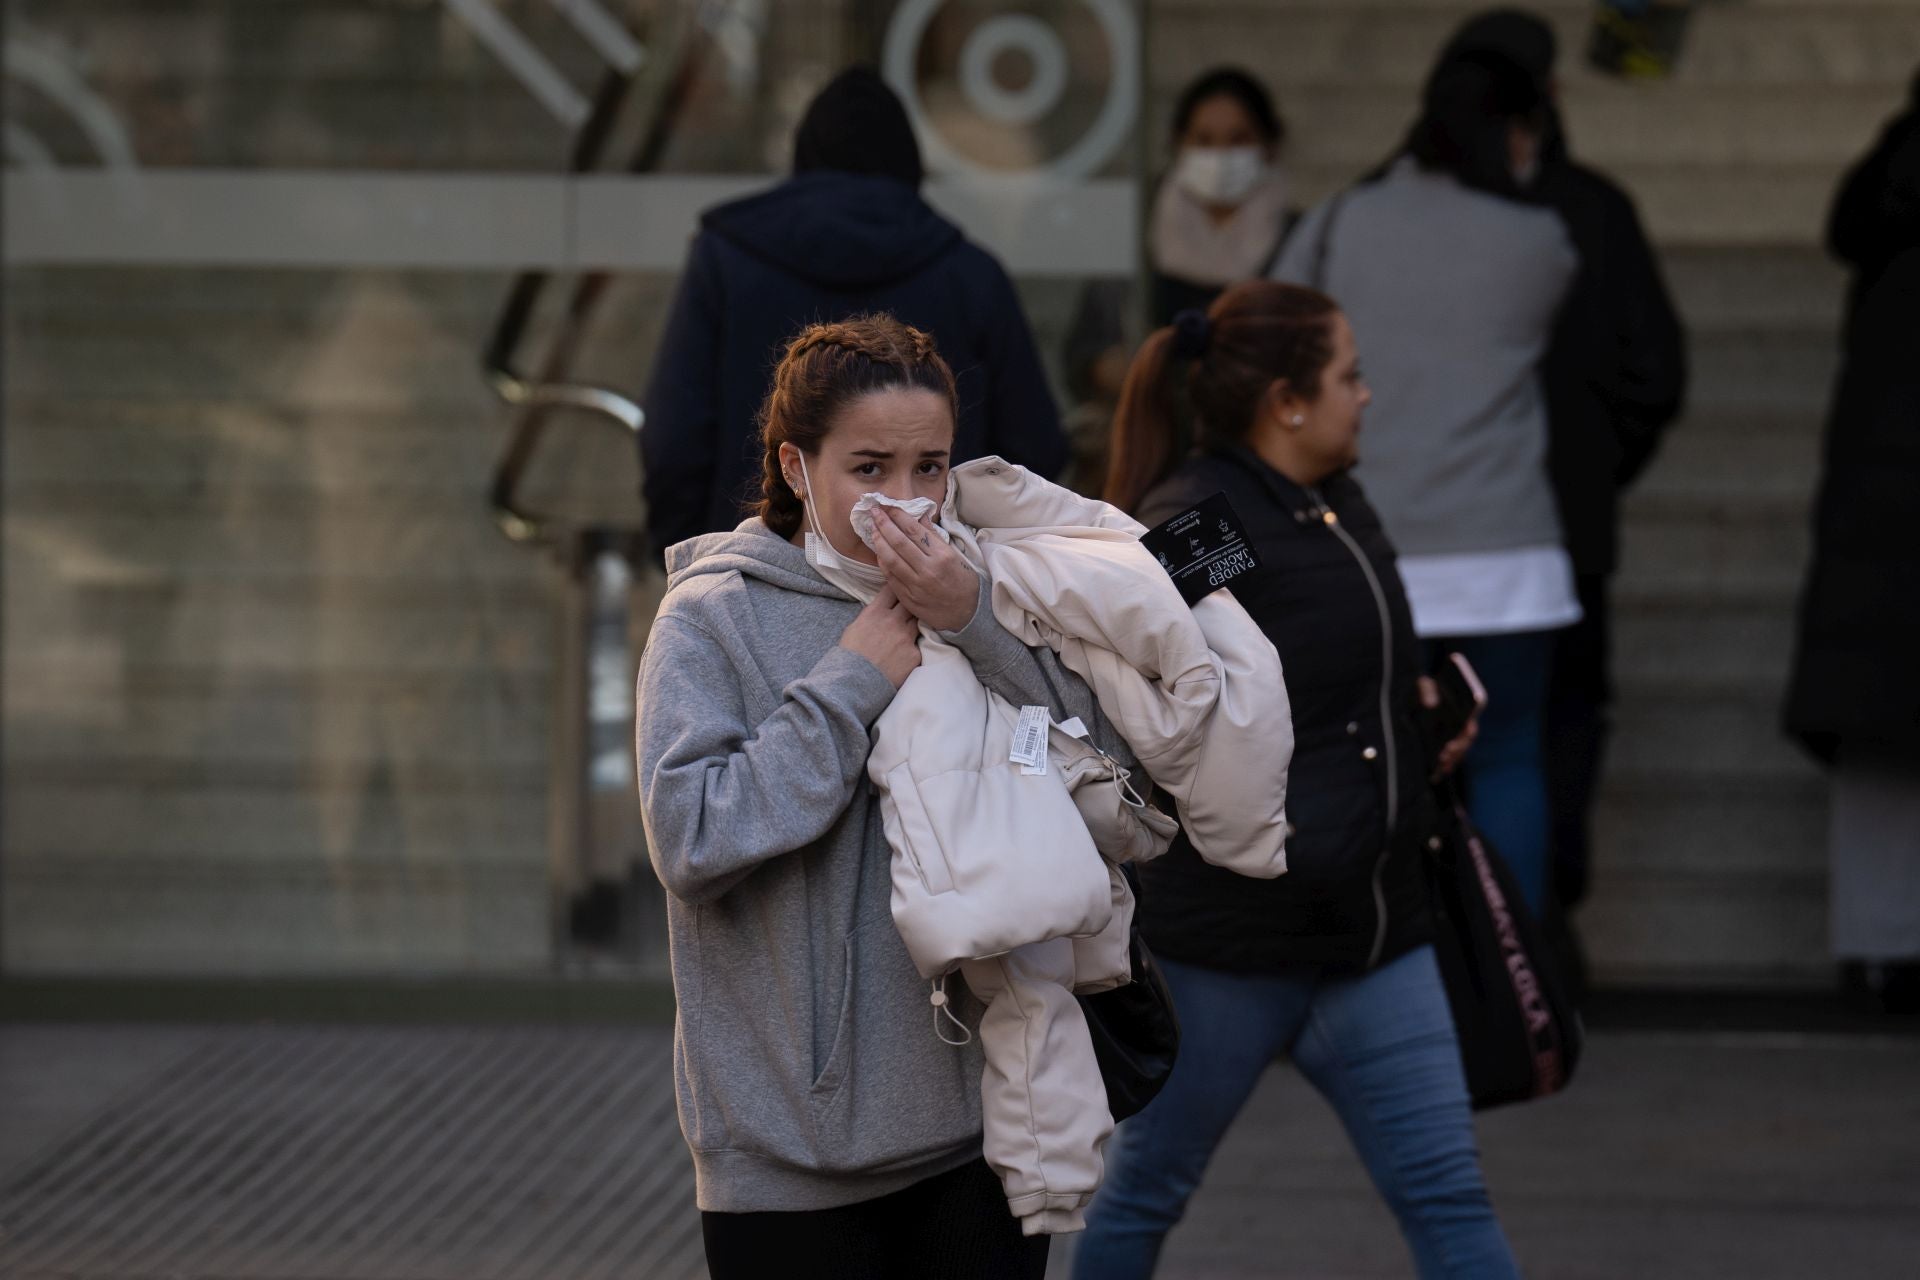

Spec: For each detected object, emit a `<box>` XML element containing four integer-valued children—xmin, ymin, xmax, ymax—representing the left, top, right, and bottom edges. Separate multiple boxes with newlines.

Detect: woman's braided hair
<box><xmin>752</xmin><ymin>314</ymin><xmax>958</xmax><ymax>538</ymax></box>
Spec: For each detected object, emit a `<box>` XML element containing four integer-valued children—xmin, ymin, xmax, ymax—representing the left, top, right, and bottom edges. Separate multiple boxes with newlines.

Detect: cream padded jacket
<box><xmin>858</xmin><ymin>459</ymin><xmax>1292</xmax><ymax>1235</ymax></box>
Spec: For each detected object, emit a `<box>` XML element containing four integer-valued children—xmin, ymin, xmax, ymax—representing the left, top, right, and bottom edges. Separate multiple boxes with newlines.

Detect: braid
<box><xmin>749</xmin><ymin>314</ymin><xmax>958</xmax><ymax>537</ymax></box>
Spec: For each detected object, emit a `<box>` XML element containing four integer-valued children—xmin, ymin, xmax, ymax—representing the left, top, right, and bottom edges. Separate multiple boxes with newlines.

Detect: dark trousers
<box><xmin>701</xmin><ymin>1158</ymin><xmax>1049</xmax><ymax>1280</ymax></box>
<box><xmin>1546</xmin><ymin>574</ymin><xmax>1613</xmax><ymax>910</ymax></box>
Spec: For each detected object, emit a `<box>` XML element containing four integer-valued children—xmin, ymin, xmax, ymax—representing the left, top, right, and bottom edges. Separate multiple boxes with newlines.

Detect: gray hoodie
<box><xmin>637</xmin><ymin>519</ymin><xmax>1123</xmax><ymax>1213</ymax></box>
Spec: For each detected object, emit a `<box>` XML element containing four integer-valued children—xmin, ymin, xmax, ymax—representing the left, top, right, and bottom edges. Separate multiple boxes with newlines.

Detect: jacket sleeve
<box><xmin>977</xmin><ymin>257</ymin><xmax>1070</xmax><ymax>480</ymax></box>
<box><xmin>636</xmin><ymin>614</ymin><xmax>898</xmax><ymax>904</ymax></box>
<box><xmin>1596</xmin><ymin>184</ymin><xmax>1688</xmax><ymax>487</ymax></box>
<box><xmin>939</xmin><ymin>577</ymin><xmax>1134</xmax><ymax>765</ymax></box>
<box><xmin>641</xmin><ymin>235</ymin><xmax>727</xmax><ymax>562</ymax></box>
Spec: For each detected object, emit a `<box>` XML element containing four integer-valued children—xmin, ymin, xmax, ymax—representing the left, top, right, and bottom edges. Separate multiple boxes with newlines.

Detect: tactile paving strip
<box><xmin>0</xmin><ymin>1026</ymin><xmax>705</xmax><ymax>1279</ymax></box>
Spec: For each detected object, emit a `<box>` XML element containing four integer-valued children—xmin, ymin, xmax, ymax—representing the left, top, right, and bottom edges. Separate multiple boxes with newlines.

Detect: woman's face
<box><xmin>1179</xmin><ymin>92</ymin><xmax>1271</xmax><ymax>157</ymax></box>
<box><xmin>1293</xmin><ymin>312</ymin><xmax>1370</xmax><ymax>474</ymax></box>
<box><xmin>781</xmin><ymin>387</ymin><xmax>954</xmax><ymax>565</ymax></box>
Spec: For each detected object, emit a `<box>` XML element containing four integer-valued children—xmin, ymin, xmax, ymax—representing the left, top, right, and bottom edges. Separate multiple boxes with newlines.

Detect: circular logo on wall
<box><xmin>882</xmin><ymin>0</ymin><xmax>1140</xmax><ymax>181</ymax></box>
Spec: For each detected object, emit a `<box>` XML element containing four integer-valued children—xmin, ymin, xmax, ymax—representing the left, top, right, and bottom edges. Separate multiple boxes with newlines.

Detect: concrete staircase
<box><xmin>2</xmin><ymin>267</ymin><xmax>669</xmax><ymax>975</ymax></box>
<box><xmin>1153</xmin><ymin>0</ymin><xmax>1916</xmax><ymax>986</ymax></box>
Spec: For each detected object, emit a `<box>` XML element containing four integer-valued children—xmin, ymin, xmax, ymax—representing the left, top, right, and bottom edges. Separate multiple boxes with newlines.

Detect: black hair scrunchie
<box><xmin>1170</xmin><ymin>308</ymin><xmax>1212</xmax><ymax>359</ymax></box>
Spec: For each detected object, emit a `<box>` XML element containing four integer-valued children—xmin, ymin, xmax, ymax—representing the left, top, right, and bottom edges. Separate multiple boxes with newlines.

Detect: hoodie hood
<box><xmin>702</xmin><ymin>172</ymin><xmax>963</xmax><ymax>291</ymax></box>
<box><xmin>665</xmin><ymin>517</ymin><xmax>855</xmax><ymax>602</ymax></box>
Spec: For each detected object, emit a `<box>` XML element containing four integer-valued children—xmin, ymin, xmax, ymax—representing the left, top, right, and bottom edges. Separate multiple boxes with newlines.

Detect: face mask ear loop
<box><xmin>930</xmin><ymin>976</ymin><xmax>973</xmax><ymax>1046</ymax></box>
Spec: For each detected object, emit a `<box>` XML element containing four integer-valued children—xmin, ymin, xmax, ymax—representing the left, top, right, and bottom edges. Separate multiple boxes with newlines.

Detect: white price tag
<box><xmin>1010</xmin><ymin>705</ymin><xmax>1049</xmax><ymax>767</ymax></box>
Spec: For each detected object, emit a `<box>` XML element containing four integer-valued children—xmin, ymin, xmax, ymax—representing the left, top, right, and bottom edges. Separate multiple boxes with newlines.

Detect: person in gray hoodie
<box><xmin>1272</xmin><ymin>49</ymin><xmax>1579</xmax><ymax>918</ymax></box>
<box><xmin>636</xmin><ymin>315</ymin><xmax>1125</xmax><ymax>1278</ymax></box>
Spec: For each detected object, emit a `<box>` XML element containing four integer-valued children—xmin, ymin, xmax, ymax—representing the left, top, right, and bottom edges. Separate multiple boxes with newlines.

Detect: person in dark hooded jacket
<box><xmin>640</xmin><ymin>67</ymin><xmax>1067</xmax><ymax>558</ymax></box>
<box><xmin>1784</xmin><ymin>68</ymin><xmax>1920</xmax><ymax>1014</ymax></box>
<box><xmin>1443</xmin><ymin>11</ymin><xmax>1687</xmax><ymax>957</ymax></box>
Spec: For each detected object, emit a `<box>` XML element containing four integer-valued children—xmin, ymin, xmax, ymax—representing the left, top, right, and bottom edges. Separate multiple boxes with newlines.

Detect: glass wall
<box><xmin>2</xmin><ymin>0</ymin><xmax>1148</xmax><ymax>978</ymax></box>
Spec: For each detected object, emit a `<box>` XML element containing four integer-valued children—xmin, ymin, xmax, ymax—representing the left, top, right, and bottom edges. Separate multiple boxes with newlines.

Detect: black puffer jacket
<box><xmin>1134</xmin><ymin>448</ymin><xmax>1434</xmax><ymax>972</ymax></box>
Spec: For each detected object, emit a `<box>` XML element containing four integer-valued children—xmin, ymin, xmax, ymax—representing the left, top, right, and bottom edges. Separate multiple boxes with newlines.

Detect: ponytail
<box><xmin>1105</xmin><ymin>282</ymin><xmax>1342</xmax><ymax>515</ymax></box>
<box><xmin>1104</xmin><ymin>326</ymin><xmax>1187</xmax><ymax>515</ymax></box>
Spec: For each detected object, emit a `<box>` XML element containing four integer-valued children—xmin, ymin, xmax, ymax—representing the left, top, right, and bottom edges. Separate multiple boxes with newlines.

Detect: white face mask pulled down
<box><xmin>795</xmin><ymin>454</ymin><xmax>945</xmax><ymax>603</ymax></box>
<box><xmin>1171</xmin><ymin>145</ymin><xmax>1270</xmax><ymax>207</ymax></box>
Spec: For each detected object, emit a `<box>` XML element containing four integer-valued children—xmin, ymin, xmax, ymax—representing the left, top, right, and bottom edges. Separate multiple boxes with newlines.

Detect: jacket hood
<box><xmin>665</xmin><ymin>518</ymin><xmax>852</xmax><ymax>601</ymax></box>
<box><xmin>702</xmin><ymin>172</ymin><xmax>963</xmax><ymax>290</ymax></box>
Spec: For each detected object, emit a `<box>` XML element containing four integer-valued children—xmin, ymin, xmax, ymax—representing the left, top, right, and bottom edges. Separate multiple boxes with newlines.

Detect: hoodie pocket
<box><xmin>883</xmin><ymin>763</ymin><xmax>956</xmax><ymax>896</ymax></box>
<box><xmin>807</xmin><ymin>917</ymin><xmax>981</xmax><ymax>1173</ymax></box>
<box><xmin>812</xmin><ymin>932</ymin><xmax>857</xmax><ymax>1094</ymax></box>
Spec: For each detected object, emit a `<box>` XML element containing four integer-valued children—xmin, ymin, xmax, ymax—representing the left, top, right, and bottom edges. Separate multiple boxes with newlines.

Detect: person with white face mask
<box><xmin>1150</xmin><ymin>67</ymin><xmax>1295</xmax><ymax>324</ymax></box>
<box><xmin>636</xmin><ymin>315</ymin><xmax>1141</xmax><ymax>1279</ymax></box>
<box><xmin>1059</xmin><ymin>68</ymin><xmax>1293</xmax><ymax>496</ymax></box>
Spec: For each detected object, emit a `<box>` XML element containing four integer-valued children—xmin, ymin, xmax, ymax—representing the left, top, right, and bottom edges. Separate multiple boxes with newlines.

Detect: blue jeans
<box><xmin>1433</xmin><ymin>631</ymin><xmax>1557</xmax><ymax>916</ymax></box>
<box><xmin>1075</xmin><ymin>948</ymin><xmax>1519</xmax><ymax>1280</ymax></box>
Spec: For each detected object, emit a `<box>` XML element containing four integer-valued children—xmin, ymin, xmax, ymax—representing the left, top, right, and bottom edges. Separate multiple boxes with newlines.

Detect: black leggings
<box><xmin>701</xmin><ymin>1158</ymin><xmax>1049</xmax><ymax>1280</ymax></box>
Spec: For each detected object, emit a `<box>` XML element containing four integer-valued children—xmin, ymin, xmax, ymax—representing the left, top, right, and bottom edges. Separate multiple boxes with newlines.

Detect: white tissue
<box><xmin>848</xmin><ymin>492</ymin><xmax>945</xmax><ymax>551</ymax></box>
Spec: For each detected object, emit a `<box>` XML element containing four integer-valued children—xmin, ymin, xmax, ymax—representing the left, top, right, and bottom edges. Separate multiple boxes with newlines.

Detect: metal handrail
<box><xmin>482</xmin><ymin>1</ymin><xmax>712</xmax><ymax>549</ymax></box>
<box><xmin>484</xmin><ymin>364</ymin><xmax>644</xmax><ymax>544</ymax></box>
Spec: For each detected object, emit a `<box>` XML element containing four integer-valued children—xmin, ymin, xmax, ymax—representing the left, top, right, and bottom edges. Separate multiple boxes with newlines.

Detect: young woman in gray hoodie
<box><xmin>635</xmin><ymin>315</ymin><xmax>1125</xmax><ymax>1278</ymax></box>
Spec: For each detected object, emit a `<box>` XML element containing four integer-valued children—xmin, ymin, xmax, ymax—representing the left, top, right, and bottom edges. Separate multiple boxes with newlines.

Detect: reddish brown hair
<box><xmin>752</xmin><ymin>314</ymin><xmax>958</xmax><ymax>537</ymax></box>
<box><xmin>1105</xmin><ymin>281</ymin><xmax>1341</xmax><ymax>514</ymax></box>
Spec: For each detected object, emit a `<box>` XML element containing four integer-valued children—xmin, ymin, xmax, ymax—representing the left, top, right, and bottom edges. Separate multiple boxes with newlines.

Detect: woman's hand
<box><xmin>841</xmin><ymin>585</ymin><xmax>922</xmax><ymax>688</ymax></box>
<box><xmin>1420</xmin><ymin>675</ymin><xmax>1479</xmax><ymax>781</ymax></box>
<box><xmin>872</xmin><ymin>504</ymin><xmax>980</xmax><ymax>633</ymax></box>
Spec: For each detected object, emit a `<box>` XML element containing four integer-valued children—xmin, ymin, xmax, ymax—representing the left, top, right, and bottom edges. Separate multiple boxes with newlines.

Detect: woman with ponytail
<box><xmin>1075</xmin><ymin>282</ymin><xmax>1519</xmax><ymax>1280</ymax></box>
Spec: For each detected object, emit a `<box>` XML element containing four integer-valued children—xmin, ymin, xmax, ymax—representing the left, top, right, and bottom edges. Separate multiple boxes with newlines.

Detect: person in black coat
<box><xmin>639</xmin><ymin>67</ymin><xmax>1067</xmax><ymax>559</ymax></box>
<box><xmin>1075</xmin><ymin>282</ymin><xmax>1518</xmax><ymax>1280</ymax></box>
<box><xmin>1784</xmin><ymin>69</ymin><xmax>1920</xmax><ymax>1013</ymax></box>
<box><xmin>1443</xmin><ymin>10</ymin><xmax>1687</xmax><ymax>927</ymax></box>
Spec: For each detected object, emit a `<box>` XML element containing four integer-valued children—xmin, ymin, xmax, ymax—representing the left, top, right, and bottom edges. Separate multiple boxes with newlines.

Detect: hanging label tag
<box><xmin>1011</xmin><ymin>705</ymin><xmax>1049</xmax><ymax>767</ymax></box>
<box><xmin>1140</xmin><ymin>491</ymin><xmax>1260</xmax><ymax>606</ymax></box>
<box><xmin>1020</xmin><ymin>751</ymin><xmax>1049</xmax><ymax>776</ymax></box>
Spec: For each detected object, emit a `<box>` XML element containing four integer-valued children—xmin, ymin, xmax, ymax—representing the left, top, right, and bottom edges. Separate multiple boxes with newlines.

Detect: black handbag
<box><xmin>1077</xmin><ymin>911</ymin><xmax>1180</xmax><ymax>1122</ymax></box>
<box><xmin>1423</xmin><ymin>787</ymin><xmax>1583</xmax><ymax>1110</ymax></box>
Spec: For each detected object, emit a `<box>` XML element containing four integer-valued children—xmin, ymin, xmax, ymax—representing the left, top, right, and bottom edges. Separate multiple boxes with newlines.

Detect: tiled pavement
<box><xmin>3</xmin><ymin>1023</ymin><xmax>1917</xmax><ymax>1279</ymax></box>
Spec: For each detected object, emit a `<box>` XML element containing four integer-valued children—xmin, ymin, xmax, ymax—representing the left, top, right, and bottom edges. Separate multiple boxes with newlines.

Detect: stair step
<box><xmin>9</xmin><ymin>679</ymin><xmax>551</xmax><ymax>773</ymax></box>
<box><xmin>1580</xmin><ymin>868</ymin><xmax>1828</xmax><ymax>987</ymax></box>
<box><xmin>1661</xmin><ymin>246</ymin><xmax>1846</xmax><ymax>331</ymax></box>
<box><xmin>1634</xmin><ymin>420</ymin><xmax>1825</xmax><ymax>502</ymax></box>
<box><xmin>5</xmin><ymin>505</ymin><xmax>541</xmax><ymax>584</ymax></box>
<box><xmin>1607</xmin><ymin>692</ymin><xmax>1815</xmax><ymax>784</ymax></box>
<box><xmin>1683</xmin><ymin>328</ymin><xmax>1841</xmax><ymax>410</ymax></box>
<box><xmin>1157</xmin><ymin>1</ymin><xmax>1920</xmax><ymax>87</ymax></box>
<box><xmin>4</xmin><ymin>777</ymin><xmax>548</xmax><ymax>863</ymax></box>
<box><xmin>1610</xmin><ymin>598</ymin><xmax>1798</xmax><ymax>688</ymax></box>
<box><xmin>1275</xmin><ymin>83</ymin><xmax>1907</xmax><ymax>169</ymax></box>
<box><xmin>1593</xmin><ymin>775</ymin><xmax>1825</xmax><ymax>876</ymax></box>
<box><xmin>4</xmin><ymin>408</ymin><xmax>504</xmax><ymax>491</ymax></box>
<box><xmin>5</xmin><ymin>574</ymin><xmax>558</xmax><ymax>674</ymax></box>
<box><xmin>2</xmin><ymin>852</ymin><xmax>552</xmax><ymax>976</ymax></box>
<box><xmin>37</xmin><ymin>0</ymin><xmax>598</xmax><ymax>81</ymax></box>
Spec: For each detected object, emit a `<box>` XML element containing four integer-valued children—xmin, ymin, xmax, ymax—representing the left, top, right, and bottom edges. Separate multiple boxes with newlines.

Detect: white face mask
<box><xmin>1172</xmin><ymin>145</ymin><xmax>1269</xmax><ymax>207</ymax></box>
